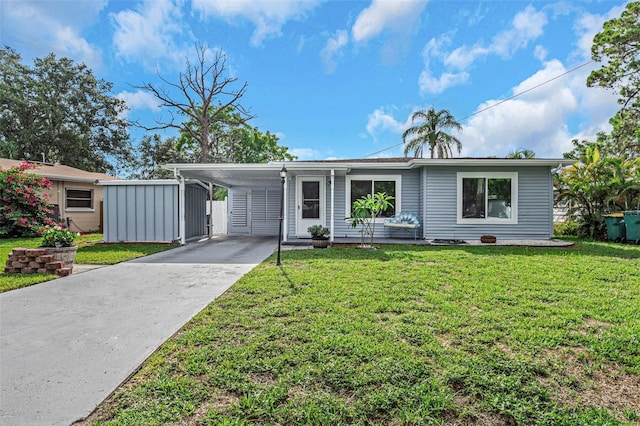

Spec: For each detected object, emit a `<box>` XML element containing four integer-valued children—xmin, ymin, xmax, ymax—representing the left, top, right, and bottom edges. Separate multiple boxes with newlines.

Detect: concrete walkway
<box><xmin>0</xmin><ymin>235</ymin><xmax>276</xmax><ymax>426</ymax></box>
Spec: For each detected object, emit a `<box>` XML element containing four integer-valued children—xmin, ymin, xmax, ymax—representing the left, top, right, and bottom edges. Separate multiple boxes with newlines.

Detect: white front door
<box><xmin>296</xmin><ymin>176</ymin><xmax>325</xmax><ymax>237</ymax></box>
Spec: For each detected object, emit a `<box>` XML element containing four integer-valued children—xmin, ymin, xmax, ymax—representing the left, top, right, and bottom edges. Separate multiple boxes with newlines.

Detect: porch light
<box><xmin>276</xmin><ymin>165</ymin><xmax>287</xmax><ymax>266</ymax></box>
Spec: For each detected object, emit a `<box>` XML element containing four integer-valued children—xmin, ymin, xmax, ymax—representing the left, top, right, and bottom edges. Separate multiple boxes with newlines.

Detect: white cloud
<box><xmin>321</xmin><ymin>30</ymin><xmax>349</xmax><ymax>74</ymax></box>
<box><xmin>117</xmin><ymin>90</ymin><xmax>161</xmax><ymax>115</ymax></box>
<box><xmin>459</xmin><ymin>59</ymin><xmax>617</xmax><ymax>158</ymax></box>
<box><xmin>422</xmin><ymin>4</ymin><xmax>548</xmax><ymax>93</ymax></box>
<box><xmin>491</xmin><ymin>5</ymin><xmax>547</xmax><ymax>58</ymax></box>
<box><xmin>418</xmin><ymin>70</ymin><xmax>469</xmax><ymax>95</ymax></box>
<box><xmin>351</xmin><ymin>0</ymin><xmax>427</xmax><ymax>42</ymax></box>
<box><xmin>366</xmin><ymin>108</ymin><xmax>407</xmax><ymax>138</ymax></box>
<box><xmin>0</xmin><ymin>0</ymin><xmax>105</xmax><ymax>68</ymax></box>
<box><xmin>533</xmin><ymin>45</ymin><xmax>548</xmax><ymax>62</ymax></box>
<box><xmin>572</xmin><ymin>4</ymin><xmax>627</xmax><ymax>61</ymax></box>
<box><xmin>111</xmin><ymin>0</ymin><xmax>190</xmax><ymax>70</ymax></box>
<box><xmin>443</xmin><ymin>44</ymin><xmax>488</xmax><ymax>70</ymax></box>
<box><xmin>192</xmin><ymin>0</ymin><xmax>320</xmax><ymax>47</ymax></box>
<box><xmin>289</xmin><ymin>147</ymin><xmax>321</xmax><ymax>160</ymax></box>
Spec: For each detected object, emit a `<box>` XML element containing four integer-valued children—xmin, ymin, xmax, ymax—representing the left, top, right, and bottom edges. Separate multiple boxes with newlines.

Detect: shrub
<box><xmin>0</xmin><ymin>161</ymin><xmax>55</xmax><ymax>237</ymax></box>
<box><xmin>553</xmin><ymin>220</ymin><xmax>580</xmax><ymax>236</ymax></box>
<box><xmin>41</xmin><ymin>225</ymin><xmax>77</xmax><ymax>247</ymax></box>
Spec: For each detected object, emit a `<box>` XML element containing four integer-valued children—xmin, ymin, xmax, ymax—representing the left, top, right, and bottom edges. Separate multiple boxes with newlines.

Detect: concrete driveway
<box><xmin>0</xmin><ymin>235</ymin><xmax>276</xmax><ymax>426</ymax></box>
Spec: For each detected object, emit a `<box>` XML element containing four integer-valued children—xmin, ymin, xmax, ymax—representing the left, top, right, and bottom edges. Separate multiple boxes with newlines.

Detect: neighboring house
<box><xmin>165</xmin><ymin>157</ymin><xmax>573</xmax><ymax>243</ymax></box>
<box><xmin>0</xmin><ymin>158</ymin><xmax>119</xmax><ymax>232</ymax></box>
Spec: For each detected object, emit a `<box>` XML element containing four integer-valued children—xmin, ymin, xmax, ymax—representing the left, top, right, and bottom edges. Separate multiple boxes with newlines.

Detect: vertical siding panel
<box><xmin>144</xmin><ymin>186</ymin><xmax>155</xmax><ymax>240</ymax></box>
<box><xmin>104</xmin><ymin>186</ymin><xmax>117</xmax><ymax>242</ymax></box>
<box><xmin>135</xmin><ymin>185</ymin><xmax>146</xmax><ymax>242</ymax></box>
<box><xmin>116</xmin><ymin>187</ymin><xmax>127</xmax><ymax>241</ymax></box>
<box><xmin>153</xmin><ymin>186</ymin><xmax>165</xmax><ymax>240</ymax></box>
<box><xmin>167</xmin><ymin>185</ymin><xmax>178</xmax><ymax>241</ymax></box>
<box><xmin>287</xmin><ymin>178</ymin><xmax>296</xmax><ymax>238</ymax></box>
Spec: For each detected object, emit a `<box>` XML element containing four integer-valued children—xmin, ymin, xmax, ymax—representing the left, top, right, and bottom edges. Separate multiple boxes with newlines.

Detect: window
<box><xmin>457</xmin><ymin>172</ymin><xmax>517</xmax><ymax>224</ymax></box>
<box><xmin>66</xmin><ymin>188</ymin><xmax>93</xmax><ymax>210</ymax></box>
<box><xmin>346</xmin><ymin>175</ymin><xmax>400</xmax><ymax>218</ymax></box>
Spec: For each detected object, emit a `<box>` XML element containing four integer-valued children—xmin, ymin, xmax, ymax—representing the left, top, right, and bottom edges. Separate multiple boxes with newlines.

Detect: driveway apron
<box><xmin>0</xmin><ymin>235</ymin><xmax>276</xmax><ymax>426</ymax></box>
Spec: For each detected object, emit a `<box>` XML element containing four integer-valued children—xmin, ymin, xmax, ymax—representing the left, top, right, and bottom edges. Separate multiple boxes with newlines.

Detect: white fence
<box><xmin>207</xmin><ymin>198</ymin><xmax>228</xmax><ymax>234</ymax></box>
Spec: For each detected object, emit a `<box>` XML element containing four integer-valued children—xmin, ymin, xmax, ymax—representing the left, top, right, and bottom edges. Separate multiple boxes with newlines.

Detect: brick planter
<box><xmin>4</xmin><ymin>247</ymin><xmax>74</xmax><ymax>276</ymax></box>
<box><xmin>44</xmin><ymin>246</ymin><xmax>77</xmax><ymax>267</ymax></box>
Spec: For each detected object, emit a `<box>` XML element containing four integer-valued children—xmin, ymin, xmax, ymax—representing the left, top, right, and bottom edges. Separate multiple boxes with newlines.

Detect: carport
<box><xmin>163</xmin><ymin>162</ymin><xmax>350</xmax><ymax>242</ymax></box>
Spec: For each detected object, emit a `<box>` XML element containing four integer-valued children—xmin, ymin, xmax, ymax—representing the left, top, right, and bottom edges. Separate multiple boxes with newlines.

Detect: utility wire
<box><xmin>364</xmin><ymin>60</ymin><xmax>595</xmax><ymax>158</ymax></box>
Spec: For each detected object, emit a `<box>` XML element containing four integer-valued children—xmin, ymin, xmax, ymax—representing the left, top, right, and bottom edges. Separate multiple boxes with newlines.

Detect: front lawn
<box><xmin>0</xmin><ymin>235</ymin><xmax>179</xmax><ymax>293</ymax></box>
<box><xmin>85</xmin><ymin>241</ymin><xmax>640</xmax><ymax>425</ymax></box>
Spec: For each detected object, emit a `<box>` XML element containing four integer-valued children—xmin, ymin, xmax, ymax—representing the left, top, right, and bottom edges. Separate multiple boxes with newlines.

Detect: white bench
<box><xmin>384</xmin><ymin>213</ymin><xmax>421</xmax><ymax>240</ymax></box>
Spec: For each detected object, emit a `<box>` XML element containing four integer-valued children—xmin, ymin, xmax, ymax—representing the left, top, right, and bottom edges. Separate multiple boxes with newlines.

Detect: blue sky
<box><xmin>0</xmin><ymin>0</ymin><xmax>629</xmax><ymax>161</ymax></box>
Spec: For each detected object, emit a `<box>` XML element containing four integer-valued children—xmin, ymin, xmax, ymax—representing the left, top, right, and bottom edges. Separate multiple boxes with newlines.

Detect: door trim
<box><xmin>295</xmin><ymin>176</ymin><xmax>325</xmax><ymax>237</ymax></box>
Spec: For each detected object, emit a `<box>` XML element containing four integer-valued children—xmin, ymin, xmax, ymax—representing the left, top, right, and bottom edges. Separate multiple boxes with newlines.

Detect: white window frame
<box><xmin>456</xmin><ymin>172</ymin><xmax>518</xmax><ymax>225</ymax></box>
<box><xmin>65</xmin><ymin>188</ymin><xmax>94</xmax><ymax>212</ymax></box>
<box><xmin>345</xmin><ymin>175</ymin><xmax>401</xmax><ymax>222</ymax></box>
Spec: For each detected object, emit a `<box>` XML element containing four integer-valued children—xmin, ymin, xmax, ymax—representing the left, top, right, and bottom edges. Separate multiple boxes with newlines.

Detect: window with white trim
<box><xmin>457</xmin><ymin>172</ymin><xmax>517</xmax><ymax>224</ymax></box>
<box><xmin>346</xmin><ymin>175</ymin><xmax>401</xmax><ymax>218</ymax></box>
<box><xmin>66</xmin><ymin>188</ymin><xmax>93</xmax><ymax>210</ymax></box>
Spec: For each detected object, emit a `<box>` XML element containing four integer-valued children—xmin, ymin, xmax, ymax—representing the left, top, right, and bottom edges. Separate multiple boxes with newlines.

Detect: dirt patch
<box><xmin>539</xmin><ymin>347</ymin><xmax>640</xmax><ymax>421</ymax></box>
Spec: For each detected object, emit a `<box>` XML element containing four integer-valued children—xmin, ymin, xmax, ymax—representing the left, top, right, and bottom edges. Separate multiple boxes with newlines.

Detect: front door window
<box><xmin>302</xmin><ymin>181</ymin><xmax>320</xmax><ymax>219</ymax></box>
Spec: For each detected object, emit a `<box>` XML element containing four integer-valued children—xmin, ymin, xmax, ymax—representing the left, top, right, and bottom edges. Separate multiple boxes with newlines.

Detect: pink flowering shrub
<box><xmin>0</xmin><ymin>161</ymin><xmax>56</xmax><ymax>237</ymax></box>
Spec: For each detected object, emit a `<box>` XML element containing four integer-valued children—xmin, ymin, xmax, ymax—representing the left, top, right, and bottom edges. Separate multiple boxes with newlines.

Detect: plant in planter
<box><xmin>41</xmin><ymin>225</ymin><xmax>79</xmax><ymax>267</ymax></box>
<box><xmin>41</xmin><ymin>225</ymin><xmax>77</xmax><ymax>247</ymax></box>
<box><xmin>307</xmin><ymin>224</ymin><xmax>330</xmax><ymax>248</ymax></box>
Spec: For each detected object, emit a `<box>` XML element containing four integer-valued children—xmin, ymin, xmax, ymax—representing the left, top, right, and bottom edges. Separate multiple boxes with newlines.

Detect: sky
<box><xmin>0</xmin><ymin>0</ymin><xmax>630</xmax><ymax>161</ymax></box>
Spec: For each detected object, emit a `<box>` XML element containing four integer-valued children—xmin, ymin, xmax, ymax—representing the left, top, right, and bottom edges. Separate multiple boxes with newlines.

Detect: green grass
<box><xmin>0</xmin><ymin>234</ymin><xmax>179</xmax><ymax>293</ymax></box>
<box><xmin>85</xmin><ymin>241</ymin><xmax>640</xmax><ymax>425</ymax></box>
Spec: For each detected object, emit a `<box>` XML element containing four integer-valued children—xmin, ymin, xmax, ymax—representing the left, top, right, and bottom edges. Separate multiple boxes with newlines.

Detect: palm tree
<box><xmin>402</xmin><ymin>108</ymin><xmax>463</xmax><ymax>158</ymax></box>
<box><xmin>506</xmin><ymin>148</ymin><xmax>536</xmax><ymax>159</ymax></box>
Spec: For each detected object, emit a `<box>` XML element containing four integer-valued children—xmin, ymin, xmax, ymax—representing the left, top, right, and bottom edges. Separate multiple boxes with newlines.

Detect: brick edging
<box><xmin>4</xmin><ymin>248</ymin><xmax>73</xmax><ymax>277</ymax></box>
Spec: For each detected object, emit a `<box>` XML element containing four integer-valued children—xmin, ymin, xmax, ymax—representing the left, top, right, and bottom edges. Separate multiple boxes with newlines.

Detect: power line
<box><xmin>364</xmin><ymin>60</ymin><xmax>595</xmax><ymax>158</ymax></box>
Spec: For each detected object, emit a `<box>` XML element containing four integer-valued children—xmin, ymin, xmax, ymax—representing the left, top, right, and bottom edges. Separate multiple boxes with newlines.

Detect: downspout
<box><xmin>422</xmin><ymin>166</ymin><xmax>427</xmax><ymax>240</ymax></box>
<box><xmin>283</xmin><ymin>173</ymin><xmax>288</xmax><ymax>242</ymax></box>
<box><xmin>330</xmin><ymin>169</ymin><xmax>335</xmax><ymax>243</ymax></box>
<box><xmin>178</xmin><ymin>173</ymin><xmax>186</xmax><ymax>245</ymax></box>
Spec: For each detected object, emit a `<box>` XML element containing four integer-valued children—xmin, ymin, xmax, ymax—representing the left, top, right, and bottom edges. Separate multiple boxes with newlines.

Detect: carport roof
<box><xmin>163</xmin><ymin>162</ymin><xmax>351</xmax><ymax>188</ymax></box>
<box><xmin>163</xmin><ymin>158</ymin><xmax>572</xmax><ymax>188</ymax></box>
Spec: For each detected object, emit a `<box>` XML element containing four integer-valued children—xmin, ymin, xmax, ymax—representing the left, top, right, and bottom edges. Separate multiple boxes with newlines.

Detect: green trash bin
<box><xmin>623</xmin><ymin>210</ymin><xmax>640</xmax><ymax>244</ymax></box>
<box><xmin>603</xmin><ymin>214</ymin><xmax>626</xmax><ymax>242</ymax></box>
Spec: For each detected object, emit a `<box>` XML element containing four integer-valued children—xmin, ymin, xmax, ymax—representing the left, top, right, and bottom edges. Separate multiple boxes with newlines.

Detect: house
<box><xmin>0</xmin><ymin>158</ymin><xmax>119</xmax><ymax>232</ymax></box>
<box><xmin>164</xmin><ymin>157</ymin><xmax>573</xmax><ymax>244</ymax></box>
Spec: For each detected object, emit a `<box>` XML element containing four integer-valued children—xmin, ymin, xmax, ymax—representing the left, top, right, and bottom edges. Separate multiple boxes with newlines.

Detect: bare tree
<box><xmin>134</xmin><ymin>44</ymin><xmax>253</xmax><ymax>162</ymax></box>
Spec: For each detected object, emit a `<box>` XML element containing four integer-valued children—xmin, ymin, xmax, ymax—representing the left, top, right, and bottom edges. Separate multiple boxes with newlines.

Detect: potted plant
<box><xmin>41</xmin><ymin>225</ymin><xmax>79</xmax><ymax>266</ymax></box>
<box><xmin>307</xmin><ymin>224</ymin><xmax>330</xmax><ymax>248</ymax></box>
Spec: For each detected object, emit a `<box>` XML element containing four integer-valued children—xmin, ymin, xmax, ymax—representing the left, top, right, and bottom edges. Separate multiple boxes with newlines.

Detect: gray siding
<box><xmin>332</xmin><ymin>169</ymin><xmax>421</xmax><ymax>239</ymax></box>
<box><xmin>103</xmin><ymin>184</ymin><xmax>179</xmax><ymax>242</ymax></box>
<box><xmin>185</xmin><ymin>184</ymin><xmax>207</xmax><ymax>239</ymax></box>
<box><xmin>424</xmin><ymin>166</ymin><xmax>553</xmax><ymax>240</ymax></box>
